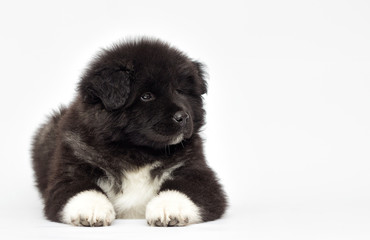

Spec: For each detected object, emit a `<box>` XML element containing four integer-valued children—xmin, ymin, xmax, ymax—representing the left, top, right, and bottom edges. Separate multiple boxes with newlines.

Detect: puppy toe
<box><xmin>168</xmin><ymin>217</ymin><xmax>179</xmax><ymax>227</ymax></box>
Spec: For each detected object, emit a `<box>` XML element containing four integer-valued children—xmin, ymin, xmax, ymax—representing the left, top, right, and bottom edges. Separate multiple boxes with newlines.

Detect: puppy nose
<box><xmin>173</xmin><ymin>111</ymin><xmax>189</xmax><ymax>126</ymax></box>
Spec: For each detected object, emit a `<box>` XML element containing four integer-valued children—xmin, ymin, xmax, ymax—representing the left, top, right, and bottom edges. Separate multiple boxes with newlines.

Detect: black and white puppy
<box><xmin>32</xmin><ymin>38</ymin><xmax>227</xmax><ymax>227</ymax></box>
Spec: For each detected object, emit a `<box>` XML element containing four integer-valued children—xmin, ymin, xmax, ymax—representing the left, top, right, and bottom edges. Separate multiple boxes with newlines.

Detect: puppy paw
<box><xmin>145</xmin><ymin>190</ymin><xmax>202</xmax><ymax>227</ymax></box>
<box><xmin>61</xmin><ymin>190</ymin><xmax>116</xmax><ymax>227</ymax></box>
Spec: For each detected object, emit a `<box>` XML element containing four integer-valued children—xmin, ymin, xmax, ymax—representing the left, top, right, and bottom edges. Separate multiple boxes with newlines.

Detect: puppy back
<box><xmin>31</xmin><ymin>107</ymin><xmax>67</xmax><ymax>196</ymax></box>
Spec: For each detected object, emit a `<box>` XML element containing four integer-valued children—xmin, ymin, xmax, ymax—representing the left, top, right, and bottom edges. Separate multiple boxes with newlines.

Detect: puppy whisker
<box><xmin>166</xmin><ymin>145</ymin><xmax>171</xmax><ymax>155</ymax></box>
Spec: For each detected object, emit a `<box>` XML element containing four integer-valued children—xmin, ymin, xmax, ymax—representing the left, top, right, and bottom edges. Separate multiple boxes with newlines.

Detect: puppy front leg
<box><xmin>44</xmin><ymin>178</ymin><xmax>115</xmax><ymax>227</ymax></box>
<box><xmin>146</xmin><ymin>166</ymin><xmax>227</xmax><ymax>227</ymax></box>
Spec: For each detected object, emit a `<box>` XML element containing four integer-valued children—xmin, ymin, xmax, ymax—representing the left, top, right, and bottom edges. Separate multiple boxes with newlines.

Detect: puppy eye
<box><xmin>176</xmin><ymin>89</ymin><xmax>185</xmax><ymax>95</ymax></box>
<box><xmin>140</xmin><ymin>92</ymin><xmax>155</xmax><ymax>102</ymax></box>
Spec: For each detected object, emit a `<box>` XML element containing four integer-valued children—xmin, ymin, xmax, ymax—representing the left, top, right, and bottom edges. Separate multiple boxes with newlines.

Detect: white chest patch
<box><xmin>97</xmin><ymin>162</ymin><xmax>183</xmax><ymax>219</ymax></box>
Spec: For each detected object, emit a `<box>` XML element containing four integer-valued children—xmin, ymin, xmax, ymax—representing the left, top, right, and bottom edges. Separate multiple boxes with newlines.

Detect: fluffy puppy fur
<box><xmin>32</xmin><ymin>38</ymin><xmax>227</xmax><ymax>227</ymax></box>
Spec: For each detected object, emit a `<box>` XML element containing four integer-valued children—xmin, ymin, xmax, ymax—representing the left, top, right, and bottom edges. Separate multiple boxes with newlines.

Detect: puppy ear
<box><xmin>79</xmin><ymin>68</ymin><xmax>131</xmax><ymax>111</ymax></box>
<box><xmin>192</xmin><ymin>61</ymin><xmax>208</xmax><ymax>95</ymax></box>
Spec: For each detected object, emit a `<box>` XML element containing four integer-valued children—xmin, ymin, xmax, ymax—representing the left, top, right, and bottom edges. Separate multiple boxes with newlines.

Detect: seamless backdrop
<box><xmin>0</xmin><ymin>0</ymin><xmax>369</xmax><ymax>239</ymax></box>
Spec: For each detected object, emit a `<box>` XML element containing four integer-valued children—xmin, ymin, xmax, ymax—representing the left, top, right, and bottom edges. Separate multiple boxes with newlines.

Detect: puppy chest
<box><xmin>98</xmin><ymin>164</ymin><xmax>164</xmax><ymax>219</ymax></box>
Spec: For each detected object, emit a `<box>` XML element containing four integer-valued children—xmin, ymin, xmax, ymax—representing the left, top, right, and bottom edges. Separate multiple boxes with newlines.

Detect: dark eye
<box><xmin>140</xmin><ymin>92</ymin><xmax>155</xmax><ymax>102</ymax></box>
<box><xmin>176</xmin><ymin>89</ymin><xmax>185</xmax><ymax>95</ymax></box>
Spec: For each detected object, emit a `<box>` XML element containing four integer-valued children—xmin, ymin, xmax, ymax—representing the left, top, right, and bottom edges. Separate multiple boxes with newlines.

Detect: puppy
<box><xmin>32</xmin><ymin>38</ymin><xmax>227</xmax><ymax>227</ymax></box>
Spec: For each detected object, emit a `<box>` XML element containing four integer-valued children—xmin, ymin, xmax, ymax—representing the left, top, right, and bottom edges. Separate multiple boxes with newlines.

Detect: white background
<box><xmin>0</xmin><ymin>0</ymin><xmax>369</xmax><ymax>239</ymax></box>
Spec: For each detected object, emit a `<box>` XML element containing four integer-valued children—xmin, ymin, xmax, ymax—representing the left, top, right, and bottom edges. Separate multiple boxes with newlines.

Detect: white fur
<box><xmin>145</xmin><ymin>190</ymin><xmax>202</xmax><ymax>227</ymax></box>
<box><xmin>169</xmin><ymin>134</ymin><xmax>184</xmax><ymax>145</ymax></box>
<box><xmin>97</xmin><ymin>162</ymin><xmax>183</xmax><ymax>219</ymax></box>
<box><xmin>61</xmin><ymin>190</ymin><xmax>116</xmax><ymax>226</ymax></box>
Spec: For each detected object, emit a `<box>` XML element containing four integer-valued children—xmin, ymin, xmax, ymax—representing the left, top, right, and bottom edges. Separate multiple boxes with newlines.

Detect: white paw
<box><xmin>145</xmin><ymin>190</ymin><xmax>202</xmax><ymax>227</ymax></box>
<box><xmin>61</xmin><ymin>190</ymin><xmax>116</xmax><ymax>227</ymax></box>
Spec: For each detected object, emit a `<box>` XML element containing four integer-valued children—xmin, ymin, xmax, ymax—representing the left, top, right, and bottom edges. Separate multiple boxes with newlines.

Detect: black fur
<box><xmin>32</xmin><ymin>38</ymin><xmax>227</xmax><ymax>225</ymax></box>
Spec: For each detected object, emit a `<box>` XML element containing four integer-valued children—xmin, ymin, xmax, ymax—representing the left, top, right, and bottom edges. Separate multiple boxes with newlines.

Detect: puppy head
<box><xmin>78</xmin><ymin>39</ymin><xmax>207</xmax><ymax>148</ymax></box>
